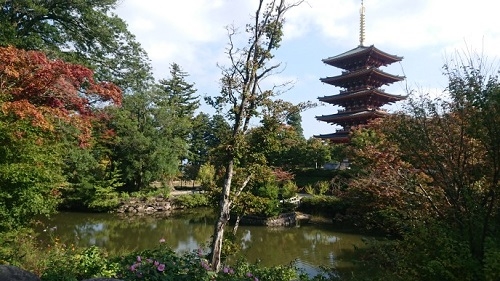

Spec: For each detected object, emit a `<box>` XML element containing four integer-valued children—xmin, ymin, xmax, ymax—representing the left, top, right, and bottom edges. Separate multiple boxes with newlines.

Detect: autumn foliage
<box><xmin>0</xmin><ymin>46</ymin><xmax>122</xmax><ymax>146</ymax></box>
<box><xmin>0</xmin><ymin>46</ymin><xmax>122</xmax><ymax>231</ymax></box>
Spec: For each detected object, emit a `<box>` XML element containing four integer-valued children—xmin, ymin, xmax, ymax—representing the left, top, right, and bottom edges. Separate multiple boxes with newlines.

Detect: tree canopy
<box><xmin>0</xmin><ymin>0</ymin><xmax>152</xmax><ymax>91</ymax></box>
<box><xmin>0</xmin><ymin>46</ymin><xmax>122</xmax><ymax>230</ymax></box>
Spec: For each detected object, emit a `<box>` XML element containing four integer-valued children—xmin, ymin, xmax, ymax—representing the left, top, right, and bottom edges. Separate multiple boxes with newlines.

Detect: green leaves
<box><xmin>0</xmin><ymin>119</ymin><xmax>64</xmax><ymax>231</ymax></box>
<box><xmin>108</xmin><ymin>64</ymin><xmax>199</xmax><ymax>191</ymax></box>
<box><xmin>0</xmin><ymin>0</ymin><xmax>153</xmax><ymax>91</ymax></box>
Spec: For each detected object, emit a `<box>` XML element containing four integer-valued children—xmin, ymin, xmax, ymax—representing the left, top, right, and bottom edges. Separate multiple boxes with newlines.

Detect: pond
<box><xmin>37</xmin><ymin>209</ymin><xmax>368</xmax><ymax>276</ymax></box>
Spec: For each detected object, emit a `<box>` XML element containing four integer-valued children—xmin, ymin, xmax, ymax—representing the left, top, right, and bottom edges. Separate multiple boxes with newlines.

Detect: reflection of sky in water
<box><xmin>38</xmin><ymin>212</ymin><xmax>367</xmax><ymax>277</ymax></box>
<box><xmin>240</xmin><ymin>229</ymin><xmax>252</xmax><ymax>250</ymax></box>
<box><xmin>174</xmin><ymin>236</ymin><xmax>200</xmax><ymax>253</ymax></box>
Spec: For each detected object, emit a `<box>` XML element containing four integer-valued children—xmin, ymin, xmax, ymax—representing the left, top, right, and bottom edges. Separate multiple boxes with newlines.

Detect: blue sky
<box><xmin>115</xmin><ymin>0</ymin><xmax>500</xmax><ymax>138</ymax></box>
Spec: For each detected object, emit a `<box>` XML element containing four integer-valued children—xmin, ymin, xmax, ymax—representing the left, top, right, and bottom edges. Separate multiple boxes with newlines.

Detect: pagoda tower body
<box><xmin>315</xmin><ymin>1</ymin><xmax>406</xmax><ymax>143</ymax></box>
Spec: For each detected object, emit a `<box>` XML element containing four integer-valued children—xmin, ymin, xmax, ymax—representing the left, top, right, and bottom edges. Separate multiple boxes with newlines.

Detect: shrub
<box><xmin>256</xmin><ymin>183</ymin><xmax>279</xmax><ymax>199</ymax></box>
<box><xmin>130</xmin><ymin>187</ymin><xmax>171</xmax><ymax>201</ymax></box>
<box><xmin>314</xmin><ymin>181</ymin><xmax>330</xmax><ymax>196</ymax></box>
<box><xmin>172</xmin><ymin>193</ymin><xmax>210</xmax><ymax>208</ymax></box>
<box><xmin>41</xmin><ymin>244</ymin><xmax>120</xmax><ymax>281</ymax></box>
<box><xmin>304</xmin><ymin>184</ymin><xmax>315</xmax><ymax>195</ymax></box>
<box><xmin>281</xmin><ymin>180</ymin><xmax>298</xmax><ymax>199</ymax></box>
<box><xmin>298</xmin><ymin>196</ymin><xmax>346</xmax><ymax>217</ymax></box>
<box><xmin>115</xmin><ymin>240</ymin><xmax>309</xmax><ymax>281</ymax></box>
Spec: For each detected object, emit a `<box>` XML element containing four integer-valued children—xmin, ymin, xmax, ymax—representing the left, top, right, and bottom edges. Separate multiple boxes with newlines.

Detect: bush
<box><xmin>304</xmin><ymin>184</ymin><xmax>315</xmax><ymax>195</ymax></box>
<box><xmin>130</xmin><ymin>187</ymin><xmax>171</xmax><ymax>201</ymax></box>
<box><xmin>114</xmin><ymin>241</ymin><xmax>309</xmax><ymax>281</ymax></box>
<box><xmin>0</xmin><ymin>228</ymin><xmax>43</xmax><ymax>271</ymax></box>
<box><xmin>172</xmin><ymin>193</ymin><xmax>210</xmax><ymax>208</ymax></box>
<box><xmin>281</xmin><ymin>180</ymin><xmax>298</xmax><ymax>198</ymax></box>
<box><xmin>2</xmin><ymin>233</ymin><xmax>317</xmax><ymax>281</ymax></box>
<box><xmin>298</xmin><ymin>196</ymin><xmax>346</xmax><ymax>217</ymax></box>
<box><xmin>256</xmin><ymin>183</ymin><xmax>279</xmax><ymax>199</ymax></box>
<box><xmin>332</xmin><ymin>222</ymin><xmax>487</xmax><ymax>281</ymax></box>
<box><xmin>115</xmin><ymin>241</ymin><xmax>208</xmax><ymax>281</ymax></box>
<box><xmin>314</xmin><ymin>181</ymin><xmax>330</xmax><ymax>195</ymax></box>
<box><xmin>41</xmin><ymin>245</ymin><xmax>120</xmax><ymax>281</ymax></box>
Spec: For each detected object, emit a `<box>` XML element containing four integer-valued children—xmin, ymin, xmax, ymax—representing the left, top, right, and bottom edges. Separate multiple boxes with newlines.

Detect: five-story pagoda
<box><xmin>315</xmin><ymin>0</ymin><xmax>406</xmax><ymax>143</ymax></box>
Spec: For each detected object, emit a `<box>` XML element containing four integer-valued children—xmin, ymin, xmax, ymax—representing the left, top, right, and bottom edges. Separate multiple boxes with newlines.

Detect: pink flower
<box><xmin>246</xmin><ymin>272</ymin><xmax>253</xmax><ymax>277</ymax></box>
<box><xmin>136</xmin><ymin>256</ymin><xmax>141</xmax><ymax>262</ymax></box>
<box><xmin>130</xmin><ymin>263</ymin><xmax>138</xmax><ymax>272</ymax></box>
<box><xmin>157</xmin><ymin>263</ymin><xmax>166</xmax><ymax>272</ymax></box>
<box><xmin>223</xmin><ymin>267</ymin><xmax>229</xmax><ymax>273</ymax></box>
<box><xmin>201</xmin><ymin>261</ymin><xmax>211</xmax><ymax>270</ymax></box>
<box><xmin>154</xmin><ymin>261</ymin><xmax>159</xmax><ymax>266</ymax></box>
<box><xmin>159</xmin><ymin>238</ymin><xmax>166</xmax><ymax>243</ymax></box>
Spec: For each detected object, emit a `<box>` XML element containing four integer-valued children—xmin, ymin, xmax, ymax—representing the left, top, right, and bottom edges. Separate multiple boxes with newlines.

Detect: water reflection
<box><xmin>37</xmin><ymin>210</ymin><xmax>366</xmax><ymax>275</ymax></box>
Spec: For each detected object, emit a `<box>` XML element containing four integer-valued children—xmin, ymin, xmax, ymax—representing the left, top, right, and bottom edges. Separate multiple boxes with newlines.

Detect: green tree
<box><xmin>247</xmin><ymin>100</ymin><xmax>310</xmax><ymax>168</ymax></box>
<box><xmin>109</xmin><ymin>64</ymin><xmax>198</xmax><ymax>191</ymax></box>
<box><xmin>157</xmin><ymin>63</ymin><xmax>199</xmax><ymax>165</ymax></box>
<box><xmin>342</xmin><ymin>51</ymin><xmax>500</xmax><ymax>280</ymax></box>
<box><xmin>303</xmin><ymin>138</ymin><xmax>333</xmax><ymax>169</ymax></box>
<box><xmin>205</xmin><ymin>0</ymin><xmax>304</xmax><ymax>271</ymax></box>
<box><xmin>389</xmin><ymin>53</ymin><xmax>500</xmax><ymax>268</ymax></box>
<box><xmin>0</xmin><ymin>0</ymin><xmax>152</xmax><ymax>91</ymax></box>
<box><xmin>189</xmin><ymin>113</ymin><xmax>212</xmax><ymax>168</ymax></box>
<box><xmin>108</xmin><ymin>91</ymin><xmax>180</xmax><ymax>191</ymax></box>
<box><xmin>0</xmin><ymin>46</ymin><xmax>121</xmax><ymax>230</ymax></box>
<box><xmin>188</xmin><ymin>113</ymin><xmax>231</xmax><ymax>179</ymax></box>
<box><xmin>157</xmin><ymin>63</ymin><xmax>199</xmax><ymax>120</ymax></box>
<box><xmin>286</xmin><ymin>111</ymin><xmax>304</xmax><ymax>137</ymax></box>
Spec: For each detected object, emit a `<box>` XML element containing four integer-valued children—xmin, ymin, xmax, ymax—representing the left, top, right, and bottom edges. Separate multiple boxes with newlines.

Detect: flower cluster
<box><xmin>222</xmin><ymin>266</ymin><xmax>234</xmax><ymax>274</ymax></box>
<box><xmin>129</xmin><ymin>255</ymin><xmax>167</xmax><ymax>275</ymax></box>
<box><xmin>200</xmin><ymin>260</ymin><xmax>211</xmax><ymax>271</ymax></box>
<box><xmin>246</xmin><ymin>271</ymin><xmax>259</xmax><ymax>281</ymax></box>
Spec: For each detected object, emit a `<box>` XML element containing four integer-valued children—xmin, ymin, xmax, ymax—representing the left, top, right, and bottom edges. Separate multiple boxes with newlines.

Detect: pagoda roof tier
<box><xmin>314</xmin><ymin>132</ymin><xmax>350</xmax><ymax>143</ymax></box>
<box><xmin>318</xmin><ymin>88</ymin><xmax>406</xmax><ymax>105</ymax></box>
<box><xmin>316</xmin><ymin>109</ymin><xmax>388</xmax><ymax>125</ymax></box>
<box><xmin>322</xmin><ymin>45</ymin><xmax>403</xmax><ymax>70</ymax></box>
<box><xmin>320</xmin><ymin>67</ymin><xmax>404</xmax><ymax>88</ymax></box>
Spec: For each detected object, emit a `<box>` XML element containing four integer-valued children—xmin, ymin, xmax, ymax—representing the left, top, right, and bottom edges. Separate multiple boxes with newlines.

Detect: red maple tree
<box><xmin>0</xmin><ymin>46</ymin><xmax>122</xmax><ymax>146</ymax></box>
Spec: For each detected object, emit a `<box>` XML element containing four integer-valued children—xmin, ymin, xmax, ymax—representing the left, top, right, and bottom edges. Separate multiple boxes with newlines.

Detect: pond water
<box><xmin>37</xmin><ymin>209</ymin><xmax>367</xmax><ymax>276</ymax></box>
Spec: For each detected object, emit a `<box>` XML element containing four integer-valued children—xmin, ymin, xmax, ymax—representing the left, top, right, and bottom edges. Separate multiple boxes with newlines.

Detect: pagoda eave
<box><xmin>314</xmin><ymin>132</ymin><xmax>350</xmax><ymax>143</ymax></box>
<box><xmin>320</xmin><ymin>68</ymin><xmax>404</xmax><ymax>88</ymax></box>
<box><xmin>316</xmin><ymin>110</ymin><xmax>388</xmax><ymax>124</ymax></box>
<box><xmin>322</xmin><ymin>45</ymin><xmax>403</xmax><ymax>70</ymax></box>
<box><xmin>318</xmin><ymin>89</ymin><xmax>407</xmax><ymax>104</ymax></box>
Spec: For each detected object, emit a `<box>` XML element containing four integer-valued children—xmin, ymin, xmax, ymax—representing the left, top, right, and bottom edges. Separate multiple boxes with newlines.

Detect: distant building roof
<box><xmin>320</xmin><ymin>67</ymin><xmax>404</xmax><ymax>88</ymax></box>
<box><xmin>316</xmin><ymin>109</ymin><xmax>388</xmax><ymax>124</ymax></box>
<box><xmin>322</xmin><ymin>45</ymin><xmax>403</xmax><ymax>70</ymax></box>
<box><xmin>318</xmin><ymin>88</ymin><xmax>406</xmax><ymax>105</ymax></box>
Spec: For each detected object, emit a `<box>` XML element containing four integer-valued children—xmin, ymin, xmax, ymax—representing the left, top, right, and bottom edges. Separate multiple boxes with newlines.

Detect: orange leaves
<box><xmin>0</xmin><ymin>46</ymin><xmax>122</xmax><ymax>146</ymax></box>
<box><xmin>1</xmin><ymin>100</ymin><xmax>53</xmax><ymax>131</ymax></box>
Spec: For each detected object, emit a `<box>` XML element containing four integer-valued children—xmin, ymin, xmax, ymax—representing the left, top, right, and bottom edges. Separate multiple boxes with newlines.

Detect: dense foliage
<box><xmin>0</xmin><ymin>0</ymin><xmax>153</xmax><ymax>91</ymax></box>
<box><xmin>2</xmin><ymin>234</ymin><xmax>313</xmax><ymax>281</ymax></box>
<box><xmin>0</xmin><ymin>46</ymin><xmax>121</xmax><ymax>230</ymax></box>
<box><xmin>335</xmin><ymin>53</ymin><xmax>500</xmax><ymax>280</ymax></box>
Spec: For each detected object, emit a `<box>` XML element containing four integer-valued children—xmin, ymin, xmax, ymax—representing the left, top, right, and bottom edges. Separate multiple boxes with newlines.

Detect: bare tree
<box><xmin>205</xmin><ymin>0</ymin><xmax>304</xmax><ymax>272</ymax></box>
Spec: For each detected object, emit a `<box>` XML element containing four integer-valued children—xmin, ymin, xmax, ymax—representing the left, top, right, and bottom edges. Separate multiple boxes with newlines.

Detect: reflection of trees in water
<box><xmin>38</xmin><ymin>211</ymin><xmax>215</xmax><ymax>254</ymax></box>
<box><xmin>233</xmin><ymin>225</ymin><xmax>364</xmax><ymax>268</ymax></box>
<box><xmin>38</xmin><ymin>211</ymin><xmax>365</xmax><ymax>271</ymax></box>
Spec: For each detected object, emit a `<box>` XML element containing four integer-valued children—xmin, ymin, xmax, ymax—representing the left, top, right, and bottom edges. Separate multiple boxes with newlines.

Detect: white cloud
<box><xmin>114</xmin><ymin>0</ymin><xmax>500</xmax><ymax>137</ymax></box>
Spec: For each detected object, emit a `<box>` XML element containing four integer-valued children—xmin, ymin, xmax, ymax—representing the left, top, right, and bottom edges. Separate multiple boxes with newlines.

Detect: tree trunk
<box><xmin>233</xmin><ymin>214</ymin><xmax>242</xmax><ymax>235</ymax></box>
<box><xmin>210</xmin><ymin>159</ymin><xmax>234</xmax><ymax>272</ymax></box>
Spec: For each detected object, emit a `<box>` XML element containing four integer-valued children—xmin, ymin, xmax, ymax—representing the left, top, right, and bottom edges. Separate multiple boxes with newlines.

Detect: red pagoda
<box><xmin>315</xmin><ymin>1</ymin><xmax>406</xmax><ymax>143</ymax></box>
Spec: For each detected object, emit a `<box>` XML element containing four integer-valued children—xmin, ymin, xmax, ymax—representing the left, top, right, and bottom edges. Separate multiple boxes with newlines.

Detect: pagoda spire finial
<box><xmin>359</xmin><ymin>0</ymin><xmax>365</xmax><ymax>46</ymax></box>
